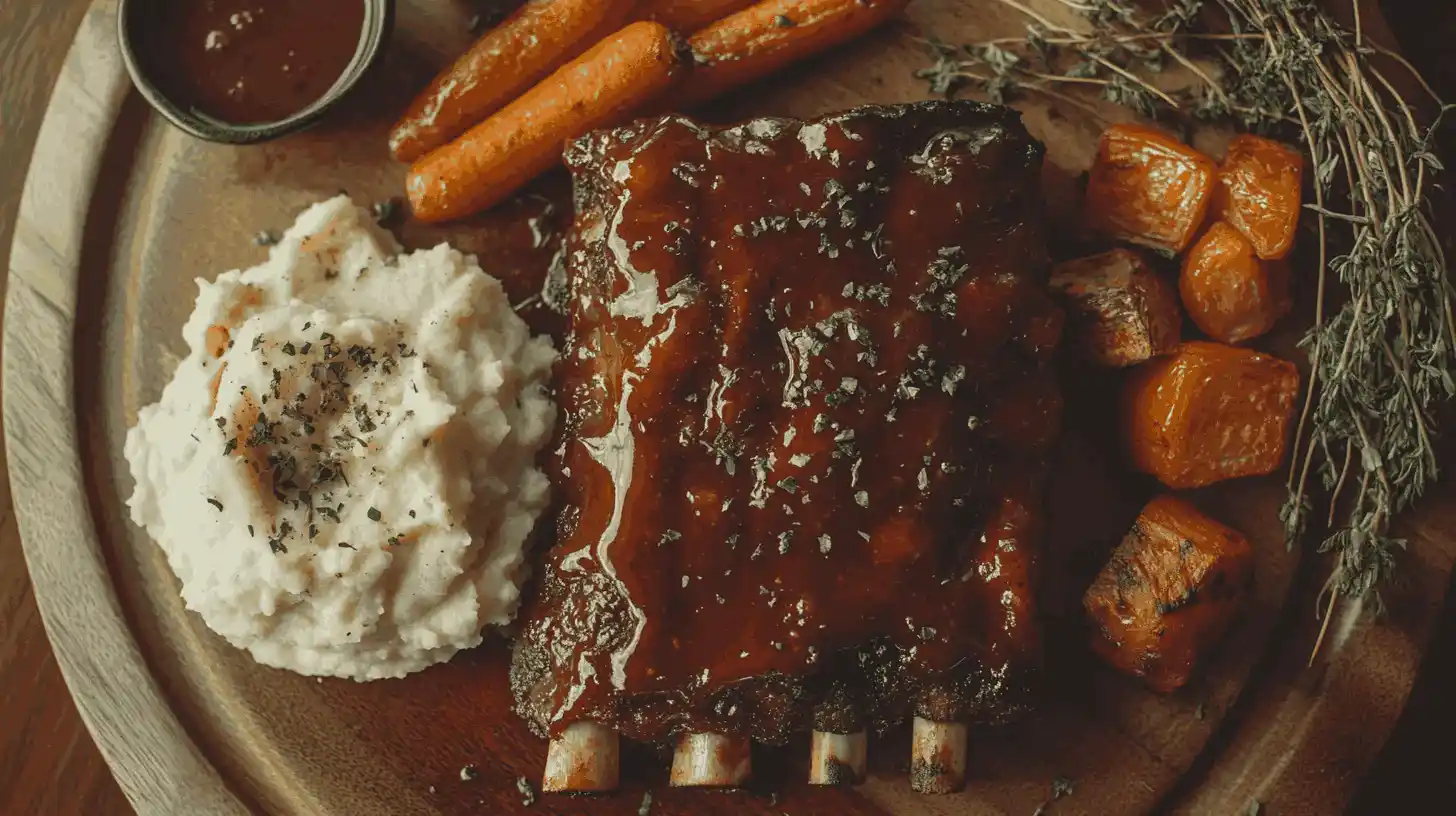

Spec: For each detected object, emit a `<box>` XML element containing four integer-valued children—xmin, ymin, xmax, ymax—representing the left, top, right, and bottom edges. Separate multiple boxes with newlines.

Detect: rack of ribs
<box><xmin>511</xmin><ymin>100</ymin><xmax>1063</xmax><ymax>794</ymax></box>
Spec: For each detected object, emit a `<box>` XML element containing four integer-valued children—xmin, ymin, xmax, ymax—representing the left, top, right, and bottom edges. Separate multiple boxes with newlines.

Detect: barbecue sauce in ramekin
<box><xmin>131</xmin><ymin>0</ymin><xmax>367</xmax><ymax>124</ymax></box>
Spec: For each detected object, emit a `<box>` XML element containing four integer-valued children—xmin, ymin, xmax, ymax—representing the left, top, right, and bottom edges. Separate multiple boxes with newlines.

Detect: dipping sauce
<box><xmin>132</xmin><ymin>0</ymin><xmax>367</xmax><ymax>124</ymax></box>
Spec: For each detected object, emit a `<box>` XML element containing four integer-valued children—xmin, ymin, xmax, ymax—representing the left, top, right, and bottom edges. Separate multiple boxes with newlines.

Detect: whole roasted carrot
<box><xmin>388</xmin><ymin>0</ymin><xmax>637</xmax><ymax>163</ymax></box>
<box><xmin>638</xmin><ymin>0</ymin><xmax>758</xmax><ymax>32</ymax></box>
<box><xmin>407</xmin><ymin>22</ymin><xmax>686</xmax><ymax>223</ymax></box>
<box><xmin>680</xmin><ymin>0</ymin><xmax>911</xmax><ymax>106</ymax></box>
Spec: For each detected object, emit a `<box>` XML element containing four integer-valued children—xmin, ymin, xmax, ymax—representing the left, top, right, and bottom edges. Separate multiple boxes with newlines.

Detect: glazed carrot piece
<box><xmin>388</xmin><ymin>0</ymin><xmax>638</xmax><ymax>163</ymax></box>
<box><xmin>679</xmin><ymin>0</ymin><xmax>912</xmax><ymax>107</ymax></box>
<box><xmin>1049</xmin><ymin>248</ymin><xmax>1181</xmax><ymax>367</ymax></box>
<box><xmin>1214</xmin><ymin>134</ymin><xmax>1304</xmax><ymax>260</ymax></box>
<box><xmin>1179</xmin><ymin>221</ymin><xmax>1292</xmax><ymax>344</ymax></box>
<box><xmin>1084</xmin><ymin>124</ymin><xmax>1217</xmax><ymax>253</ymax></box>
<box><xmin>1122</xmin><ymin>341</ymin><xmax>1299</xmax><ymax>489</ymax></box>
<box><xmin>407</xmin><ymin>22</ymin><xmax>686</xmax><ymax>223</ymax></box>
<box><xmin>639</xmin><ymin>0</ymin><xmax>759</xmax><ymax>32</ymax></box>
<box><xmin>1084</xmin><ymin>494</ymin><xmax>1254</xmax><ymax>693</ymax></box>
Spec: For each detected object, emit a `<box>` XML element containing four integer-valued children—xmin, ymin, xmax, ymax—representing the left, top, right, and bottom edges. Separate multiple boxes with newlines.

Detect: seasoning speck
<box><xmin>515</xmin><ymin>776</ymin><xmax>537</xmax><ymax>806</ymax></box>
<box><xmin>368</xmin><ymin>507</ymin><xmax>382</xmax><ymax>522</ymax></box>
<box><xmin>254</xmin><ymin>230</ymin><xmax>279</xmax><ymax>247</ymax></box>
<box><xmin>206</xmin><ymin>497</ymin><xmax>224</xmax><ymax>511</ymax></box>
<box><xmin>459</xmin><ymin>765</ymin><xmax>479</xmax><ymax>782</ymax></box>
<box><xmin>371</xmin><ymin>198</ymin><xmax>399</xmax><ymax>224</ymax></box>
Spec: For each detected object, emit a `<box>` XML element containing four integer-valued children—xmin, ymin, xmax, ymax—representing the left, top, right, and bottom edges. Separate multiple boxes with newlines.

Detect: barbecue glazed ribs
<box><xmin>513</xmin><ymin>101</ymin><xmax>1062</xmax><ymax>750</ymax></box>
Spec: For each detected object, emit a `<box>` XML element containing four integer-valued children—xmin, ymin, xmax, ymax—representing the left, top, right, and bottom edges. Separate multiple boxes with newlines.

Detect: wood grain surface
<box><xmin>0</xmin><ymin>1</ymin><xmax>1453</xmax><ymax>815</ymax></box>
<box><xmin>0</xmin><ymin>2</ymin><xmax>135</xmax><ymax>814</ymax></box>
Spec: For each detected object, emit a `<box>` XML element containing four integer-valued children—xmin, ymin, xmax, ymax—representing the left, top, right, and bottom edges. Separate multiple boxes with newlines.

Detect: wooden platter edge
<box><xmin>3</xmin><ymin>1</ymin><xmax>245</xmax><ymax>813</ymax></box>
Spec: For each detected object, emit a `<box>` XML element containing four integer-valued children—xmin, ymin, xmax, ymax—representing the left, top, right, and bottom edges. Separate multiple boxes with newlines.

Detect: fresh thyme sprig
<box><xmin>919</xmin><ymin>0</ymin><xmax>1454</xmax><ymax>651</ymax></box>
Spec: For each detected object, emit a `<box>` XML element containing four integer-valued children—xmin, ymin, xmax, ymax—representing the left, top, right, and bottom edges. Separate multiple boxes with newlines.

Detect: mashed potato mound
<box><xmin>125</xmin><ymin>196</ymin><xmax>557</xmax><ymax>680</ymax></box>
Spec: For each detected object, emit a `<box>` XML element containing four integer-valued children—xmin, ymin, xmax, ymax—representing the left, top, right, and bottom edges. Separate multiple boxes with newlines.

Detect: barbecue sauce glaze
<box><xmin>513</xmin><ymin>102</ymin><xmax>1062</xmax><ymax>743</ymax></box>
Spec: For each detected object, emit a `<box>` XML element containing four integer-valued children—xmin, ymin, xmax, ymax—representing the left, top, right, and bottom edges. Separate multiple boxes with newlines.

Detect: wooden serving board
<box><xmin>7</xmin><ymin>1</ymin><xmax>1454</xmax><ymax>814</ymax></box>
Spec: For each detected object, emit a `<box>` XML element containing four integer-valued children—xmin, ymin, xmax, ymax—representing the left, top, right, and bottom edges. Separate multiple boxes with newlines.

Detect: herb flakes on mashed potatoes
<box><xmin>125</xmin><ymin>196</ymin><xmax>557</xmax><ymax>680</ymax></box>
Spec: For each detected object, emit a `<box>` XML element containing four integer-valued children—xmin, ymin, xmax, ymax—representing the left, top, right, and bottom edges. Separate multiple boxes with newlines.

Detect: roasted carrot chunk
<box><xmin>1123</xmin><ymin>341</ymin><xmax>1299</xmax><ymax>488</ymax></box>
<box><xmin>1049</xmin><ymin>248</ymin><xmax>1181</xmax><ymax>367</ymax></box>
<box><xmin>1084</xmin><ymin>494</ymin><xmax>1254</xmax><ymax>693</ymax></box>
<box><xmin>1084</xmin><ymin>124</ymin><xmax>1217</xmax><ymax>253</ymax></box>
<box><xmin>1179</xmin><ymin>221</ymin><xmax>1292</xmax><ymax>344</ymax></box>
<box><xmin>1215</xmin><ymin>134</ymin><xmax>1303</xmax><ymax>260</ymax></box>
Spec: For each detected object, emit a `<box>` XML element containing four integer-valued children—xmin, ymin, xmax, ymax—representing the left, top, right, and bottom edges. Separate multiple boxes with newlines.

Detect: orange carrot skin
<box><xmin>639</xmin><ymin>0</ymin><xmax>759</xmax><ymax>31</ymax></box>
<box><xmin>1084</xmin><ymin>494</ymin><xmax>1255</xmax><ymax>693</ymax></box>
<box><xmin>1179</xmin><ymin>221</ymin><xmax>1292</xmax><ymax>344</ymax></box>
<box><xmin>680</xmin><ymin>0</ymin><xmax>911</xmax><ymax>107</ymax></box>
<box><xmin>1214</xmin><ymin>134</ymin><xmax>1303</xmax><ymax>260</ymax></box>
<box><xmin>1084</xmin><ymin>124</ymin><xmax>1217</xmax><ymax>253</ymax></box>
<box><xmin>389</xmin><ymin>0</ymin><xmax>638</xmax><ymax>163</ymax></box>
<box><xmin>1122</xmin><ymin>341</ymin><xmax>1299</xmax><ymax>488</ymax></box>
<box><xmin>407</xmin><ymin>22</ymin><xmax>685</xmax><ymax>223</ymax></box>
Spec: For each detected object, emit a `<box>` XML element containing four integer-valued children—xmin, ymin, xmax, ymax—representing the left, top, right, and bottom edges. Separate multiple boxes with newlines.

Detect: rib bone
<box><xmin>909</xmin><ymin>717</ymin><xmax>967</xmax><ymax>794</ymax></box>
<box><xmin>669</xmin><ymin>732</ymin><xmax>752</xmax><ymax>787</ymax></box>
<box><xmin>542</xmin><ymin>721</ymin><xmax>619</xmax><ymax>793</ymax></box>
<box><xmin>809</xmin><ymin>730</ymin><xmax>867</xmax><ymax>785</ymax></box>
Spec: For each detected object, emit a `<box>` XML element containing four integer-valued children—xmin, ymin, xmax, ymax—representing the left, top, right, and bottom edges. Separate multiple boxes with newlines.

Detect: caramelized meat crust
<box><xmin>513</xmin><ymin>101</ymin><xmax>1062</xmax><ymax>743</ymax></box>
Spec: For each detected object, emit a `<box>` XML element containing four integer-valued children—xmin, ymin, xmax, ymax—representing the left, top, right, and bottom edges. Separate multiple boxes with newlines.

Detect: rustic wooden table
<box><xmin>0</xmin><ymin>1</ymin><xmax>1452</xmax><ymax>813</ymax></box>
<box><xmin>0</xmin><ymin>4</ymin><xmax>134</xmax><ymax>813</ymax></box>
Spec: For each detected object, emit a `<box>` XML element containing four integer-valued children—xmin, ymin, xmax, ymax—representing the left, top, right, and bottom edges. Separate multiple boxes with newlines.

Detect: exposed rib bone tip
<box><xmin>542</xmin><ymin>721</ymin><xmax>619</xmax><ymax>793</ymax></box>
<box><xmin>670</xmin><ymin>732</ymin><xmax>752</xmax><ymax>787</ymax></box>
<box><xmin>909</xmin><ymin>717</ymin><xmax>967</xmax><ymax>794</ymax></box>
<box><xmin>809</xmin><ymin>730</ymin><xmax>867</xmax><ymax>786</ymax></box>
